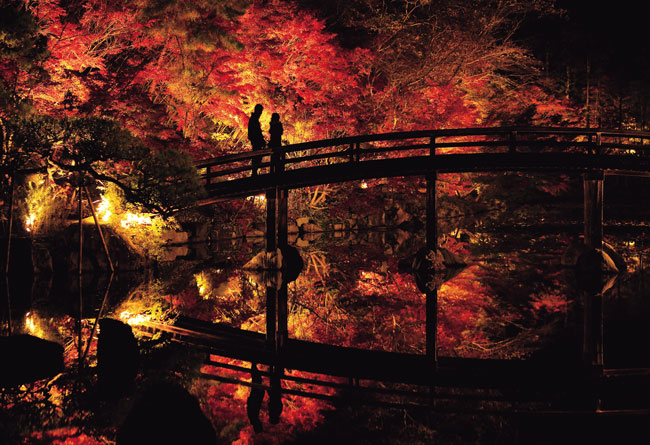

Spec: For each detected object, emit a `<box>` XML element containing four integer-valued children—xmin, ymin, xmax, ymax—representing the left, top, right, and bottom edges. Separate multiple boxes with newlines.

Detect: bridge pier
<box><xmin>265</xmin><ymin>184</ymin><xmax>289</xmax><ymax>352</ymax></box>
<box><xmin>583</xmin><ymin>171</ymin><xmax>604</xmax><ymax>250</ymax></box>
<box><xmin>581</xmin><ymin>170</ymin><xmax>605</xmax><ymax>387</ymax></box>
<box><xmin>583</xmin><ymin>291</ymin><xmax>604</xmax><ymax>370</ymax></box>
<box><xmin>266</xmin><ymin>189</ymin><xmax>277</xmax><ymax>253</ymax></box>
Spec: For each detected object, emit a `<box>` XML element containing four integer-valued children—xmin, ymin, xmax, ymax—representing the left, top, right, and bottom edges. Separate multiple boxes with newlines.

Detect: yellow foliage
<box><xmin>96</xmin><ymin>183</ymin><xmax>180</xmax><ymax>260</ymax></box>
<box><xmin>21</xmin><ymin>174</ymin><xmax>67</xmax><ymax>235</ymax></box>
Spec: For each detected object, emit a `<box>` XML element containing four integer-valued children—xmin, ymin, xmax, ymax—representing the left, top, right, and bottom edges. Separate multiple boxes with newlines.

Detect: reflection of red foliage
<box><xmin>530</xmin><ymin>293</ymin><xmax>568</xmax><ymax>314</ymax></box>
<box><xmin>291</xmin><ymin>253</ymin><xmax>496</xmax><ymax>357</ymax></box>
<box><xmin>197</xmin><ymin>356</ymin><xmax>335</xmax><ymax>444</ymax></box>
<box><xmin>28</xmin><ymin>427</ymin><xmax>105</xmax><ymax>444</ymax></box>
<box><xmin>437</xmin><ymin>266</ymin><xmax>492</xmax><ymax>355</ymax></box>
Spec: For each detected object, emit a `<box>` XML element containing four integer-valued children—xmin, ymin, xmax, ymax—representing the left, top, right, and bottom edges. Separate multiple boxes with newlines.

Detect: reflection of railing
<box><xmin>132</xmin><ymin>317</ymin><xmax>650</xmax><ymax>415</ymax></box>
<box><xmin>195</xmin><ymin>127</ymin><xmax>650</xmax><ymax>200</ymax></box>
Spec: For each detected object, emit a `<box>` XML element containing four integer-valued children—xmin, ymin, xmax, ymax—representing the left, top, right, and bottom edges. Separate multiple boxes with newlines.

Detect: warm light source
<box><xmin>120</xmin><ymin>212</ymin><xmax>153</xmax><ymax>228</ymax></box>
<box><xmin>246</xmin><ymin>194</ymin><xmax>267</xmax><ymax>207</ymax></box>
<box><xmin>25</xmin><ymin>213</ymin><xmax>36</xmax><ymax>232</ymax></box>
<box><xmin>195</xmin><ymin>272</ymin><xmax>210</xmax><ymax>298</ymax></box>
<box><xmin>360</xmin><ymin>181</ymin><xmax>368</xmax><ymax>189</ymax></box>
<box><xmin>24</xmin><ymin>312</ymin><xmax>45</xmax><ymax>338</ymax></box>
<box><xmin>96</xmin><ymin>195</ymin><xmax>112</xmax><ymax>222</ymax></box>
<box><xmin>119</xmin><ymin>310</ymin><xmax>151</xmax><ymax>326</ymax></box>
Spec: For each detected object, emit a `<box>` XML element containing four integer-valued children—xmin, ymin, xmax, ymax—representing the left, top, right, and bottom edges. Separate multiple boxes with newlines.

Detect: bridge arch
<box><xmin>188</xmin><ymin>126</ymin><xmax>650</xmax><ymax>398</ymax></box>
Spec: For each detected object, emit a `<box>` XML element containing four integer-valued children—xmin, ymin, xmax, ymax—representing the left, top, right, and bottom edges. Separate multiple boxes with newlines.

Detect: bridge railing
<box><xmin>195</xmin><ymin>127</ymin><xmax>650</xmax><ymax>185</ymax></box>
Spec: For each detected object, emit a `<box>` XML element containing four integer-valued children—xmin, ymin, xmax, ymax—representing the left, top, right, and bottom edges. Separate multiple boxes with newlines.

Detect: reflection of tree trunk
<box><xmin>585</xmin><ymin>59</ymin><xmax>591</xmax><ymax>128</ymax></box>
<box><xmin>308</xmin><ymin>185</ymin><xmax>330</xmax><ymax>209</ymax></box>
<box><xmin>565</xmin><ymin>65</ymin><xmax>571</xmax><ymax>99</ymax></box>
<box><xmin>306</xmin><ymin>252</ymin><xmax>328</xmax><ymax>282</ymax></box>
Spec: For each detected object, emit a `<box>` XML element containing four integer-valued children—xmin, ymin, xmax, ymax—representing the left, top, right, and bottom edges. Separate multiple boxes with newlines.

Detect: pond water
<box><xmin>4</xmin><ymin>219</ymin><xmax>650</xmax><ymax>443</ymax></box>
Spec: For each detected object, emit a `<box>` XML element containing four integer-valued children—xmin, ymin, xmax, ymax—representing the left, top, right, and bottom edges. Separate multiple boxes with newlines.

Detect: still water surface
<box><xmin>4</xmin><ymin>226</ymin><xmax>650</xmax><ymax>442</ymax></box>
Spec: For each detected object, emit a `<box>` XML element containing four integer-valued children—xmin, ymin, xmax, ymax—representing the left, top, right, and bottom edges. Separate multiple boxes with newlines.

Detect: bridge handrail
<box><xmin>195</xmin><ymin>126</ymin><xmax>650</xmax><ymax>184</ymax></box>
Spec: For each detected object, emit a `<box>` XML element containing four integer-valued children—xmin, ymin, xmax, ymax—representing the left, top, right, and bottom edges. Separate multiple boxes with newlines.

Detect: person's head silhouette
<box><xmin>271</xmin><ymin>112</ymin><xmax>280</xmax><ymax>122</ymax></box>
<box><xmin>253</xmin><ymin>104</ymin><xmax>263</xmax><ymax>115</ymax></box>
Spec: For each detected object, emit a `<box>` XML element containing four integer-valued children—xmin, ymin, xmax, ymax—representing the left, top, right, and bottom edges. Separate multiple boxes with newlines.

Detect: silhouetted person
<box><xmin>248</xmin><ymin>104</ymin><xmax>265</xmax><ymax>176</ymax></box>
<box><xmin>269</xmin><ymin>112</ymin><xmax>284</xmax><ymax>174</ymax></box>
<box><xmin>269</xmin><ymin>113</ymin><xmax>283</xmax><ymax>148</ymax></box>
<box><xmin>246</xmin><ymin>363</ymin><xmax>264</xmax><ymax>433</ymax></box>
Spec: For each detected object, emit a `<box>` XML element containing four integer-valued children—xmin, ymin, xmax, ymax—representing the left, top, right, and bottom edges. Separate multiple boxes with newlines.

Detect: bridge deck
<box><xmin>195</xmin><ymin>127</ymin><xmax>650</xmax><ymax>203</ymax></box>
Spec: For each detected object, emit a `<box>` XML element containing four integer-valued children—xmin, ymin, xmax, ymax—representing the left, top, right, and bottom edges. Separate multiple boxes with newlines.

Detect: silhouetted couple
<box><xmin>247</xmin><ymin>104</ymin><xmax>283</xmax><ymax>176</ymax></box>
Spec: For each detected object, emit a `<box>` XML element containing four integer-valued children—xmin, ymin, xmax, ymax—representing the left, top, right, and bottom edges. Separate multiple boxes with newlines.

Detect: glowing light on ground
<box><xmin>195</xmin><ymin>272</ymin><xmax>210</xmax><ymax>298</ymax></box>
<box><xmin>120</xmin><ymin>212</ymin><xmax>153</xmax><ymax>228</ymax></box>
<box><xmin>25</xmin><ymin>213</ymin><xmax>36</xmax><ymax>232</ymax></box>
<box><xmin>96</xmin><ymin>196</ymin><xmax>112</xmax><ymax>222</ymax></box>
<box><xmin>119</xmin><ymin>311</ymin><xmax>151</xmax><ymax>326</ymax></box>
<box><xmin>96</xmin><ymin>193</ymin><xmax>152</xmax><ymax>228</ymax></box>
<box><xmin>24</xmin><ymin>312</ymin><xmax>45</xmax><ymax>338</ymax></box>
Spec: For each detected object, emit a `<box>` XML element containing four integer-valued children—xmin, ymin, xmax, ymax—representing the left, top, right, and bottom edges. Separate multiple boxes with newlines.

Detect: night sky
<box><xmin>521</xmin><ymin>1</ymin><xmax>650</xmax><ymax>86</ymax></box>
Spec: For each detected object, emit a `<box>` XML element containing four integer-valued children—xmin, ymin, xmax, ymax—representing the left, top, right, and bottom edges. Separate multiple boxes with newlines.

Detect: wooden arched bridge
<box><xmin>153</xmin><ymin>126</ymin><xmax>650</xmax><ymax>418</ymax></box>
<box><xmin>196</xmin><ymin>126</ymin><xmax>650</xmax><ymax>201</ymax></box>
<box><xmin>195</xmin><ymin>125</ymin><xmax>650</xmax><ymax>266</ymax></box>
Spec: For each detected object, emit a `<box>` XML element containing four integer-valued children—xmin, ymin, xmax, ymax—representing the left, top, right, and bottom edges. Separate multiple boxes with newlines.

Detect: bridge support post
<box><xmin>266</xmin><ymin>286</ymin><xmax>277</xmax><ymax>349</ymax></box>
<box><xmin>278</xmin><ymin>188</ymin><xmax>288</xmax><ymax>251</ymax></box>
<box><xmin>265</xmin><ymin>187</ymin><xmax>277</xmax><ymax>351</ymax></box>
<box><xmin>266</xmin><ymin>190</ymin><xmax>277</xmax><ymax>253</ymax></box>
<box><xmin>425</xmin><ymin>172</ymin><xmax>438</xmax><ymax>367</ymax></box>
<box><xmin>583</xmin><ymin>291</ymin><xmax>604</xmax><ymax>369</ymax></box>
<box><xmin>581</xmin><ymin>170</ymin><xmax>605</xmax><ymax>405</ymax></box>
<box><xmin>277</xmin><ymin>283</ymin><xmax>288</xmax><ymax>352</ymax></box>
<box><xmin>583</xmin><ymin>171</ymin><xmax>604</xmax><ymax>250</ymax></box>
<box><xmin>265</xmin><ymin>188</ymin><xmax>288</xmax><ymax>351</ymax></box>
<box><xmin>276</xmin><ymin>187</ymin><xmax>288</xmax><ymax>351</ymax></box>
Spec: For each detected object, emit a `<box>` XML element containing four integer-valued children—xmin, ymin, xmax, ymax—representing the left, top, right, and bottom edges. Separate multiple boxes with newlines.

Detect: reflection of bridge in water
<box><xmin>169</xmin><ymin>127</ymin><xmax>650</xmax><ymax>418</ymax></box>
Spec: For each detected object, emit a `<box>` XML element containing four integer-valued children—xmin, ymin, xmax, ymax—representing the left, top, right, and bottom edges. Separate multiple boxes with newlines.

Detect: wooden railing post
<box><xmin>509</xmin><ymin>130</ymin><xmax>517</xmax><ymax>153</ymax></box>
<box><xmin>205</xmin><ymin>165</ymin><xmax>211</xmax><ymax>185</ymax></box>
<box><xmin>348</xmin><ymin>142</ymin><xmax>360</xmax><ymax>163</ymax></box>
<box><xmin>429</xmin><ymin>136</ymin><xmax>436</xmax><ymax>157</ymax></box>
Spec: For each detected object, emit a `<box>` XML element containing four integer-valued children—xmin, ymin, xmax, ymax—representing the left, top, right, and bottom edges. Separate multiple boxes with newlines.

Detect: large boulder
<box><xmin>243</xmin><ymin>246</ymin><xmax>304</xmax><ymax>287</ymax></box>
<box><xmin>117</xmin><ymin>382</ymin><xmax>217</xmax><ymax>445</ymax></box>
<box><xmin>576</xmin><ymin>248</ymin><xmax>619</xmax><ymax>276</ymax></box>
<box><xmin>400</xmin><ymin>247</ymin><xmax>467</xmax><ymax>293</ymax></box>
<box><xmin>562</xmin><ymin>242</ymin><xmax>626</xmax><ymax>273</ymax></box>
<box><xmin>575</xmin><ymin>248</ymin><xmax>621</xmax><ymax>294</ymax></box>
<box><xmin>0</xmin><ymin>334</ymin><xmax>63</xmax><ymax>387</ymax></box>
<box><xmin>97</xmin><ymin>318</ymin><xmax>138</xmax><ymax>397</ymax></box>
